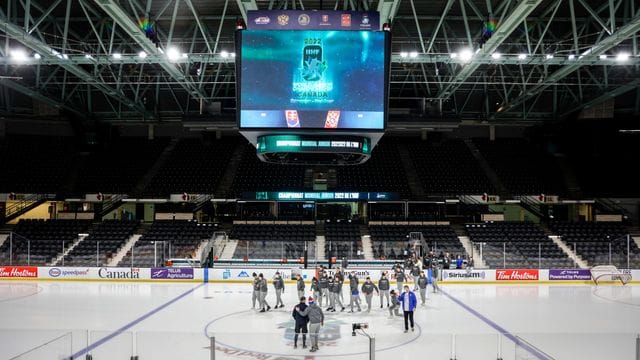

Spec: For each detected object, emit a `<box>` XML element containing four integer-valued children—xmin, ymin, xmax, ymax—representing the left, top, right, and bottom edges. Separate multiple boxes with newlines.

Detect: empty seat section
<box><xmin>325</xmin><ymin>222</ymin><xmax>362</xmax><ymax>259</ymax></box>
<box><xmin>407</xmin><ymin>139</ymin><xmax>494</xmax><ymax>196</ymax></box>
<box><xmin>64</xmin><ymin>220</ymin><xmax>138</xmax><ymax>266</ymax></box>
<box><xmin>335</xmin><ymin>139</ymin><xmax>411</xmax><ymax>198</ymax></box>
<box><xmin>466</xmin><ymin>222</ymin><xmax>573</xmax><ymax>269</ymax></box>
<box><xmin>550</xmin><ymin>222</ymin><xmax>639</xmax><ymax>268</ymax></box>
<box><xmin>143</xmin><ymin>138</ymin><xmax>237</xmax><ymax>196</ymax></box>
<box><xmin>0</xmin><ymin>219</ymin><xmax>90</xmax><ymax>265</ymax></box>
<box><xmin>230</xmin><ymin>224</ymin><xmax>315</xmax><ymax>259</ymax></box>
<box><xmin>75</xmin><ymin>138</ymin><xmax>169</xmax><ymax>194</ymax></box>
<box><xmin>473</xmin><ymin>138</ymin><xmax>567</xmax><ymax>196</ymax></box>
<box><xmin>119</xmin><ymin>221</ymin><xmax>218</xmax><ymax>267</ymax></box>
<box><xmin>369</xmin><ymin>225</ymin><xmax>465</xmax><ymax>260</ymax></box>
<box><xmin>0</xmin><ymin>135</ymin><xmax>75</xmax><ymax>194</ymax></box>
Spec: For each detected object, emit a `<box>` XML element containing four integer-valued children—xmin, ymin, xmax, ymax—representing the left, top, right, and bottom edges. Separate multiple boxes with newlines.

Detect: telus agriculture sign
<box><xmin>151</xmin><ymin>268</ymin><xmax>194</xmax><ymax>280</ymax></box>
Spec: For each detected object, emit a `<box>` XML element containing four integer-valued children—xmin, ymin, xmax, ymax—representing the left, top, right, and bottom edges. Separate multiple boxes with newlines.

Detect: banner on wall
<box><xmin>548</xmin><ymin>269</ymin><xmax>591</xmax><ymax>280</ymax></box>
<box><xmin>442</xmin><ymin>269</ymin><xmax>495</xmax><ymax>282</ymax></box>
<box><xmin>0</xmin><ymin>266</ymin><xmax>38</xmax><ymax>278</ymax></box>
<box><xmin>37</xmin><ymin>267</ymin><xmax>153</xmax><ymax>280</ymax></box>
<box><xmin>247</xmin><ymin>10</ymin><xmax>380</xmax><ymax>31</ymax></box>
<box><xmin>211</xmin><ymin>268</ymin><xmax>292</xmax><ymax>281</ymax></box>
<box><xmin>496</xmin><ymin>269</ymin><xmax>539</xmax><ymax>281</ymax></box>
<box><xmin>151</xmin><ymin>267</ymin><xmax>194</xmax><ymax>280</ymax></box>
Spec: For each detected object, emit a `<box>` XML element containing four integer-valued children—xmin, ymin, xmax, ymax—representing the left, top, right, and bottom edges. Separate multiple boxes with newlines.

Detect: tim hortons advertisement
<box><xmin>442</xmin><ymin>269</ymin><xmax>495</xmax><ymax>282</ymax></box>
<box><xmin>0</xmin><ymin>266</ymin><xmax>38</xmax><ymax>278</ymax></box>
<box><xmin>496</xmin><ymin>269</ymin><xmax>539</xmax><ymax>281</ymax></box>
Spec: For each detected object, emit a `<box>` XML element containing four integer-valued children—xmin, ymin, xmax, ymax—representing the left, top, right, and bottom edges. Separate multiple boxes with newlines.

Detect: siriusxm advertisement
<box><xmin>238</xmin><ymin>30</ymin><xmax>388</xmax><ymax>130</ymax></box>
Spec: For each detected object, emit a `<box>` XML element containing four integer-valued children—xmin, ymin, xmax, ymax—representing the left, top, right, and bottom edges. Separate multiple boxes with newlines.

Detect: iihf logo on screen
<box><xmin>292</xmin><ymin>37</ymin><xmax>333</xmax><ymax>105</ymax></box>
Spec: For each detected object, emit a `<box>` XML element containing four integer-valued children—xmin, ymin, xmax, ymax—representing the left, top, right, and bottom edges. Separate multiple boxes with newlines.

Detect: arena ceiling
<box><xmin>0</xmin><ymin>0</ymin><xmax>639</xmax><ymax>128</ymax></box>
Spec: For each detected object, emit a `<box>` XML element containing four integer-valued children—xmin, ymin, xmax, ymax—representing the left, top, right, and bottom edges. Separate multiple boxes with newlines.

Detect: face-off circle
<box><xmin>204</xmin><ymin>309</ymin><xmax>422</xmax><ymax>359</ymax></box>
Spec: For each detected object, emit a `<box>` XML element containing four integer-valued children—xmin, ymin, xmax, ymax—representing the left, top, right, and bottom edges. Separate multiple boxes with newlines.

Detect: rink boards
<box><xmin>0</xmin><ymin>265</ymin><xmax>639</xmax><ymax>284</ymax></box>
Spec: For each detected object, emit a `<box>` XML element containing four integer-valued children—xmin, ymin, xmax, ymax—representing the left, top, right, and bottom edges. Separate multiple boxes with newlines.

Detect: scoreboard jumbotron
<box><xmin>236</xmin><ymin>10</ymin><xmax>390</xmax><ymax>165</ymax></box>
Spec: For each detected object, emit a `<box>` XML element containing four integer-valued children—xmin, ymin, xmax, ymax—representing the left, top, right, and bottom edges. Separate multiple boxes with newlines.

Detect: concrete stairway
<box><xmin>555</xmin><ymin>154</ymin><xmax>583</xmax><ymax>198</ymax></box>
<box><xmin>0</xmin><ymin>234</ymin><xmax>8</xmax><ymax>248</ymax></box>
<box><xmin>215</xmin><ymin>143</ymin><xmax>246</xmax><ymax>197</ymax></box>
<box><xmin>50</xmin><ymin>235</ymin><xmax>88</xmax><ymax>266</ymax></box>
<box><xmin>316</xmin><ymin>236</ymin><xmax>326</xmax><ymax>261</ymax></box>
<box><xmin>459</xmin><ymin>236</ymin><xmax>487</xmax><ymax>268</ymax></box>
<box><xmin>220</xmin><ymin>239</ymin><xmax>239</xmax><ymax>259</ymax></box>
<box><xmin>361</xmin><ymin>235</ymin><xmax>374</xmax><ymax>260</ymax></box>
<box><xmin>550</xmin><ymin>235</ymin><xmax>588</xmax><ymax>268</ymax></box>
<box><xmin>132</xmin><ymin>138</ymin><xmax>180</xmax><ymax>196</ymax></box>
<box><xmin>396</xmin><ymin>142</ymin><xmax>426</xmax><ymax>199</ymax></box>
<box><xmin>463</xmin><ymin>139</ymin><xmax>509</xmax><ymax>197</ymax></box>
<box><xmin>108</xmin><ymin>234</ymin><xmax>141</xmax><ymax>267</ymax></box>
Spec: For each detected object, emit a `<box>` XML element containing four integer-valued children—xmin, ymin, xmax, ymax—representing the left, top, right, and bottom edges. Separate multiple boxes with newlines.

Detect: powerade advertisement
<box><xmin>238</xmin><ymin>30</ymin><xmax>388</xmax><ymax>130</ymax></box>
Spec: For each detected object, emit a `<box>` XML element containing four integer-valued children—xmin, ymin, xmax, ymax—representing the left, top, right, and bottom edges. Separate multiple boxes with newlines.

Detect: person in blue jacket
<box><xmin>398</xmin><ymin>285</ymin><xmax>417</xmax><ymax>333</ymax></box>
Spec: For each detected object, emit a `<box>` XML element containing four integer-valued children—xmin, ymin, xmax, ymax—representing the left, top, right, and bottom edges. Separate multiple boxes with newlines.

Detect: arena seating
<box><xmin>325</xmin><ymin>222</ymin><xmax>363</xmax><ymax>260</ymax></box>
<box><xmin>406</xmin><ymin>139</ymin><xmax>495</xmax><ymax>196</ymax></box>
<box><xmin>335</xmin><ymin>139</ymin><xmax>411</xmax><ymax>198</ymax></box>
<box><xmin>550</xmin><ymin>222</ymin><xmax>640</xmax><ymax>268</ymax></box>
<box><xmin>0</xmin><ymin>219</ymin><xmax>90</xmax><ymax>265</ymax></box>
<box><xmin>570</xmin><ymin>136</ymin><xmax>639</xmax><ymax>197</ymax></box>
<box><xmin>473</xmin><ymin>138</ymin><xmax>566</xmax><ymax>195</ymax></box>
<box><xmin>228</xmin><ymin>143</ymin><xmax>306</xmax><ymax>197</ymax></box>
<box><xmin>0</xmin><ymin>136</ymin><xmax>76</xmax><ymax>194</ymax></box>
<box><xmin>75</xmin><ymin>138</ymin><xmax>169</xmax><ymax>195</ymax></box>
<box><xmin>119</xmin><ymin>221</ymin><xmax>217</xmax><ymax>267</ymax></box>
<box><xmin>229</xmin><ymin>224</ymin><xmax>315</xmax><ymax>259</ymax></box>
<box><xmin>142</xmin><ymin>138</ymin><xmax>237</xmax><ymax>196</ymax></box>
<box><xmin>466</xmin><ymin>222</ymin><xmax>573</xmax><ymax>268</ymax></box>
<box><xmin>64</xmin><ymin>220</ymin><xmax>138</xmax><ymax>266</ymax></box>
<box><xmin>369</xmin><ymin>225</ymin><xmax>465</xmax><ymax>260</ymax></box>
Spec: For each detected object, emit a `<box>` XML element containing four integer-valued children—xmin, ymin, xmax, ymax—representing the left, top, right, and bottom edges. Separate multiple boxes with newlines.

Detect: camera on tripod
<box><xmin>351</xmin><ymin>323</ymin><xmax>369</xmax><ymax>336</ymax></box>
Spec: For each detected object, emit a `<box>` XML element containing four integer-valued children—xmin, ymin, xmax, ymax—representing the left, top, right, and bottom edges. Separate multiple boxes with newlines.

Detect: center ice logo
<box><xmin>277</xmin><ymin>317</ymin><xmax>347</xmax><ymax>344</ymax></box>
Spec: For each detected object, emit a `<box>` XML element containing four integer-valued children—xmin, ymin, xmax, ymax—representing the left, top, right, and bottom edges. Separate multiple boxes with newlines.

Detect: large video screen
<box><xmin>238</xmin><ymin>30</ymin><xmax>388</xmax><ymax>130</ymax></box>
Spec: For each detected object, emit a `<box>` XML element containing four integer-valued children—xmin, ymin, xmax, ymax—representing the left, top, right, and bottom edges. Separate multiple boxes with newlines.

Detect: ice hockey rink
<box><xmin>1</xmin><ymin>281</ymin><xmax>639</xmax><ymax>360</ymax></box>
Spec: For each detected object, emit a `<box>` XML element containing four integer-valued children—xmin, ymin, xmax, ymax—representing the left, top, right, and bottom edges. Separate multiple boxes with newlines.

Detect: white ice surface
<box><xmin>1</xmin><ymin>281</ymin><xmax>639</xmax><ymax>360</ymax></box>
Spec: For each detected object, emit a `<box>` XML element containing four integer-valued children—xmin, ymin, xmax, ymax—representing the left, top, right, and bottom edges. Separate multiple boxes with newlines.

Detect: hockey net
<box><xmin>590</xmin><ymin>265</ymin><xmax>632</xmax><ymax>285</ymax></box>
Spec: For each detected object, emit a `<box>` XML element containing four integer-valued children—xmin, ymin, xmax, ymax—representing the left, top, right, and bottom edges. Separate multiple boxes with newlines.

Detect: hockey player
<box><xmin>310</xmin><ymin>277</ymin><xmax>320</xmax><ymax>303</ymax></box>
<box><xmin>378</xmin><ymin>271</ymin><xmax>391</xmax><ymax>308</ymax></box>
<box><xmin>251</xmin><ymin>272</ymin><xmax>259</xmax><ymax>309</ymax></box>
<box><xmin>258</xmin><ymin>273</ymin><xmax>271</xmax><ymax>313</ymax></box>
<box><xmin>292</xmin><ymin>296</ymin><xmax>309</xmax><ymax>349</ymax></box>
<box><xmin>361</xmin><ymin>277</ymin><xmax>379</xmax><ymax>313</ymax></box>
<box><xmin>411</xmin><ymin>261</ymin><xmax>422</xmax><ymax>290</ymax></box>
<box><xmin>335</xmin><ymin>267</ymin><xmax>345</xmax><ymax>302</ymax></box>
<box><xmin>273</xmin><ymin>271</ymin><xmax>285</xmax><ymax>308</ymax></box>
<box><xmin>388</xmin><ymin>290</ymin><xmax>402</xmax><ymax>317</ymax></box>
<box><xmin>431</xmin><ymin>263</ymin><xmax>440</xmax><ymax>293</ymax></box>
<box><xmin>417</xmin><ymin>271</ymin><xmax>429</xmax><ymax>304</ymax></box>
<box><xmin>326</xmin><ymin>276</ymin><xmax>335</xmax><ymax>311</ymax></box>
<box><xmin>296</xmin><ymin>273</ymin><xmax>305</xmax><ymax>299</ymax></box>
<box><xmin>296</xmin><ymin>297</ymin><xmax>324</xmax><ymax>353</ymax></box>
<box><xmin>318</xmin><ymin>272</ymin><xmax>329</xmax><ymax>307</ymax></box>
<box><xmin>329</xmin><ymin>275</ymin><xmax>345</xmax><ymax>312</ymax></box>
<box><xmin>348</xmin><ymin>272</ymin><xmax>362</xmax><ymax>312</ymax></box>
<box><xmin>394</xmin><ymin>266</ymin><xmax>406</xmax><ymax>293</ymax></box>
